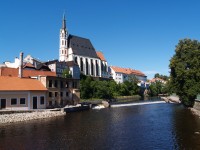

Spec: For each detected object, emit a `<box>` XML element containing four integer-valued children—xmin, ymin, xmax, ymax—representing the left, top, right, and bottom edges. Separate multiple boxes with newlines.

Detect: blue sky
<box><xmin>1</xmin><ymin>0</ymin><xmax>200</xmax><ymax>79</ymax></box>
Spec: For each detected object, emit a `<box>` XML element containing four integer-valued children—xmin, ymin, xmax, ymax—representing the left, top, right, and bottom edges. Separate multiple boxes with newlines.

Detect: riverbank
<box><xmin>0</xmin><ymin>110</ymin><xmax>65</xmax><ymax>124</ymax></box>
<box><xmin>190</xmin><ymin>108</ymin><xmax>200</xmax><ymax>118</ymax></box>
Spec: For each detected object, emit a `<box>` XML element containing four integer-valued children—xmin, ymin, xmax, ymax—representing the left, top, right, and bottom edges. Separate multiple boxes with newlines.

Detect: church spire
<box><xmin>62</xmin><ymin>13</ymin><xmax>66</xmax><ymax>29</ymax></box>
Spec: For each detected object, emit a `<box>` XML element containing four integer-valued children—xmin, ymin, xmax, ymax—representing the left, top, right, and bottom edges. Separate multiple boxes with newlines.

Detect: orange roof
<box><xmin>96</xmin><ymin>51</ymin><xmax>106</xmax><ymax>61</ymax></box>
<box><xmin>110</xmin><ymin>66</ymin><xmax>146</xmax><ymax>77</ymax></box>
<box><xmin>0</xmin><ymin>76</ymin><xmax>47</xmax><ymax>91</ymax></box>
<box><xmin>0</xmin><ymin>67</ymin><xmax>56</xmax><ymax>77</ymax></box>
<box><xmin>23</xmin><ymin>63</ymin><xmax>35</xmax><ymax>69</ymax></box>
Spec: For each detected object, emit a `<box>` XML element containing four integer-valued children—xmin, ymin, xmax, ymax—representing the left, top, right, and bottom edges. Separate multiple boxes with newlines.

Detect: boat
<box><xmin>64</xmin><ymin>103</ymin><xmax>91</xmax><ymax>113</ymax></box>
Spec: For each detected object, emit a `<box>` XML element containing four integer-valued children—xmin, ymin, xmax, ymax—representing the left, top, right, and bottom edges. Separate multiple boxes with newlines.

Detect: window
<box><xmin>66</xmin><ymin>92</ymin><xmax>69</xmax><ymax>97</ymax></box>
<box><xmin>40</xmin><ymin>96</ymin><xmax>44</xmax><ymax>105</ymax></box>
<box><xmin>55</xmin><ymin>92</ymin><xmax>58</xmax><ymax>97</ymax></box>
<box><xmin>20</xmin><ymin>98</ymin><xmax>26</xmax><ymax>104</ymax></box>
<box><xmin>54</xmin><ymin>80</ymin><xmax>57</xmax><ymax>88</ymax></box>
<box><xmin>49</xmin><ymin>80</ymin><xmax>52</xmax><ymax>87</ymax></box>
<box><xmin>60</xmin><ymin>92</ymin><xmax>63</xmax><ymax>97</ymax></box>
<box><xmin>49</xmin><ymin>101</ymin><xmax>52</xmax><ymax>106</ymax></box>
<box><xmin>11</xmin><ymin>98</ymin><xmax>17</xmax><ymax>105</ymax></box>
<box><xmin>60</xmin><ymin>81</ymin><xmax>63</xmax><ymax>88</ymax></box>
<box><xmin>73</xmin><ymin>82</ymin><xmax>77</xmax><ymax>88</ymax></box>
<box><xmin>49</xmin><ymin>92</ymin><xmax>52</xmax><ymax>97</ymax></box>
<box><xmin>66</xmin><ymin>82</ymin><xmax>68</xmax><ymax>88</ymax></box>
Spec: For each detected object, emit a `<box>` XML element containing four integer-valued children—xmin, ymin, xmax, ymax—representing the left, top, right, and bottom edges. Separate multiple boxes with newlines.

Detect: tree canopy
<box><xmin>169</xmin><ymin>38</ymin><xmax>200</xmax><ymax>106</ymax></box>
<box><xmin>154</xmin><ymin>73</ymin><xmax>169</xmax><ymax>81</ymax></box>
<box><xmin>62</xmin><ymin>69</ymin><xmax>72</xmax><ymax>78</ymax></box>
<box><xmin>80</xmin><ymin>75</ymin><xmax>140</xmax><ymax>100</ymax></box>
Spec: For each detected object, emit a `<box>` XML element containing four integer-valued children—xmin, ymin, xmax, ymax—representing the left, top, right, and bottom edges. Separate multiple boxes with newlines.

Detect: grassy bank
<box><xmin>80</xmin><ymin>95</ymin><xmax>141</xmax><ymax>104</ymax></box>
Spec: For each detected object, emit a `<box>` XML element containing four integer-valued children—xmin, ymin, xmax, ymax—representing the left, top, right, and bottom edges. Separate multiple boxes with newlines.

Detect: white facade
<box><xmin>24</xmin><ymin>55</ymin><xmax>43</xmax><ymax>67</ymax></box>
<box><xmin>4</xmin><ymin>57</ymin><xmax>20</xmax><ymax>68</ymax></box>
<box><xmin>110</xmin><ymin>66</ymin><xmax>147</xmax><ymax>84</ymax></box>
<box><xmin>59</xmin><ymin>20</ymin><xmax>68</xmax><ymax>62</ymax></box>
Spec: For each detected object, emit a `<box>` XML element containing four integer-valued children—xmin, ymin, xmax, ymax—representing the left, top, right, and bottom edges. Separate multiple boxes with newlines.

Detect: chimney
<box><xmin>18</xmin><ymin>52</ymin><xmax>23</xmax><ymax>78</ymax></box>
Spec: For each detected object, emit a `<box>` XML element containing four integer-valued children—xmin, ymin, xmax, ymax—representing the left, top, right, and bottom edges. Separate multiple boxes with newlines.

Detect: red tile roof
<box><xmin>0</xmin><ymin>67</ymin><xmax>56</xmax><ymax>77</ymax></box>
<box><xmin>0</xmin><ymin>76</ymin><xmax>47</xmax><ymax>91</ymax></box>
<box><xmin>110</xmin><ymin>66</ymin><xmax>146</xmax><ymax>77</ymax></box>
<box><xmin>96</xmin><ymin>51</ymin><xmax>106</xmax><ymax>61</ymax></box>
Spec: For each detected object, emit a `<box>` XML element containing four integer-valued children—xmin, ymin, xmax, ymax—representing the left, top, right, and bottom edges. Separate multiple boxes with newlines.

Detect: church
<box><xmin>59</xmin><ymin>15</ymin><xmax>109</xmax><ymax>78</ymax></box>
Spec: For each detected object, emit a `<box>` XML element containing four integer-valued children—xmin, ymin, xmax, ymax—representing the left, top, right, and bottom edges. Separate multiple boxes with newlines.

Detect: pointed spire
<box><xmin>62</xmin><ymin>12</ymin><xmax>66</xmax><ymax>29</ymax></box>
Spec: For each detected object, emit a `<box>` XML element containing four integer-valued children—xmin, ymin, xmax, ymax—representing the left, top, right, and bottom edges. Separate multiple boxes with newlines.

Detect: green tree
<box><xmin>169</xmin><ymin>39</ymin><xmax>200</xmax><ymax>106</ymax></box>
<box><xmin>62</xmin><ymin>69</ymin><xmax>72</xmax><ymax>78</ymax></box>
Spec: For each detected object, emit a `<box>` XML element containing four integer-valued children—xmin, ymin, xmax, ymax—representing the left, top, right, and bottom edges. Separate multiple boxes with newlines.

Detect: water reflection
<box><xmin>0</xmin><ymin>103</ymin><xmax>200</xmax><ymax>149</ymax></box>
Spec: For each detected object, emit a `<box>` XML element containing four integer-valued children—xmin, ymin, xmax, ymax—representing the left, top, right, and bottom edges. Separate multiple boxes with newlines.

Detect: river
<box><xmin>0</xmin><ymin>102</ymin><xmax>200</xmax><ymax>149</ymax></box>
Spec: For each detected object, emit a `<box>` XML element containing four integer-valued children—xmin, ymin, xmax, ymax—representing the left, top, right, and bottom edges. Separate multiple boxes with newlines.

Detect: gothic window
<box><xmin>91</xmin><ymin>59</ymin><xmax>94</xmax><ymax>75</ymax></box>
<box><xmin>75</xmin><ymin>57</ymin><xmax>78</xmax><ymax>64</ymax></box>
<box><xmin>62</xmin><ymin>40</ymin><xmax>64</xmax><ymax>45</ymax></box>
<box><xmin>96</xmin><ymin>60</ymin><xmax>99</xmax><ymax>76</ymax></box>
<box><xmin>101</xmin><ymin>62</ymin><xmax>104</xmax><ymax>72</ymax></box>
<box><xmin>104</xmin><ymin>64</ymin><xmax>107</xmax><ymax>72</ymax></box>
<box><xmin>62</xmin><ymin>50</ymin><xmax>63</xmax><ymax>54</ymax></box>
<box><xmin>80</xmin><ymin>58</ymin><xmax>83</xmax><ymax>72</ymax></box>
<box><xmin>86</xmin><ymin>59</ymin><xmax>88</xmax><ymax>75</ymax></box>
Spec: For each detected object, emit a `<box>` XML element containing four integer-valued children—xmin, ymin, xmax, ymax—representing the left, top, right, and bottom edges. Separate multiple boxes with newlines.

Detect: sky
<box><xmin>1</xmin><ymin>0</ymin><xmax>200</xmax><ymax>79</ymax></box>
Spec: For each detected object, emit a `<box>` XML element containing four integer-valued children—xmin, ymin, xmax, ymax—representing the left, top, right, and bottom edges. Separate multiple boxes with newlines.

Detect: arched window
<box><xmin>80</xmin><ymin>58</ymin><xmax>83</xmax><ymax>72</ymax></box>
<box><xmin>75</xmin><ymin>57</ymin><xmax>78</xmax><ymax>64</ymax></box>
<box><xmin>86</xmin><ymin>59</ymin><xmax>88</xmax><ymax>75</ymax></box>
<box><xmin>91</xmin><ymin>59</ymin><xmax>94</xmax><ymax>75</ymax></box>
<box><xmin>96</xmin><ymin>60</ymin><xmax>99</xmax><ymax>76</ymax></box>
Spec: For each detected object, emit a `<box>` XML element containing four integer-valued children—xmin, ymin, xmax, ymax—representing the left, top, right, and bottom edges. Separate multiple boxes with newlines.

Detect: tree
<box><xmin>62</xmin><ymin>69</ymin><xmax>72</xmax><ymax>78</ymax></box>
<box><xmin>169</xmin><ymin>39</ymin><xmax>200</xmax><ymax>106</ymax></box>
<box><xmin>154</xmin><ymin>73</ymin><xmax>169</xmax><ymax>81</ymax></box>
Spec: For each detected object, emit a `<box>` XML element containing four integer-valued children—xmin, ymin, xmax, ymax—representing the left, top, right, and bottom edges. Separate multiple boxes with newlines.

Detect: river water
<box><xmin>1</xmin><ymin>102</ymin><xmax>200</xmax><ymax>150</ymax></box>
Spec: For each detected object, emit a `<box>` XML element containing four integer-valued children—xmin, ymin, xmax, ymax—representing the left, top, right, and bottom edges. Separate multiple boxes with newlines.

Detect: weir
<box><xmin>110</xmin><ymin>101</ymin><xmax>166</xmax><ymax>108</ymax></box>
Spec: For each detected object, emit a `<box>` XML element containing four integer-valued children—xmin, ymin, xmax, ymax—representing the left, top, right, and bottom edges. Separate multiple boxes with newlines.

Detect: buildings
<box><xmin>0</xmin><ymin>76</ymin><xmax>47</xmax><ymax>110</ymax></box>
<box><xmin>39</xmin><ymin>76</ymin><xmax>80</xmax><ymax>107</ymax></box>
<box><xmin>59</xmin><ymin>15</ymin><xmax>109</xmax><ymax>78</ymax></box>
<box><xmin>0</xmin><ymin>52</ymin><xmax>80</xmax><ymax>110</ymax></box>
<box><xmin>110</xmin><ymin>66</ymin><xmax>147</xmax><ymax>84</ymax></box>
<box><xmin>45</xmin><ymin>60</ymin><xmax>80</xmax><ymax>79</ymax></box>
<box><xmin>0</xmin><ymin>67</ymin><xmax>80</xmax><ymax>110</ymax></box>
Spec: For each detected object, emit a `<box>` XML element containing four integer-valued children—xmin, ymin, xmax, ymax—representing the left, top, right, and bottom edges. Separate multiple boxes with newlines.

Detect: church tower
<box><xmin>59</xmin><ymin>14</ymin><xmax>68</xmax><ymax>62</ymax></box>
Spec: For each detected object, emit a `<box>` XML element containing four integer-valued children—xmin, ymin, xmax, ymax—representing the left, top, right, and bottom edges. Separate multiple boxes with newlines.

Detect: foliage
<box><xmin>154</xmin><ymin>73</ymin><xmax>169</xmax><ymax>81</ymax></box>
<box><xmin>169</xmin><ymin>38</ymin><xmax>200</xmax><ymax>106</ymax></box>
<box><xmin>62</xmin><ymin>68</ymin><xmax>72</xmax><ymax>78</ymax></box>
<box><xmin>80</xmin><ymin>76</ymin><xmax>140</xmax><ymax>99</ymax></box>
<box><xmin>148</xmin><ymin>81</ymin><xmax>165</xmax><ymax>96</ymax></box>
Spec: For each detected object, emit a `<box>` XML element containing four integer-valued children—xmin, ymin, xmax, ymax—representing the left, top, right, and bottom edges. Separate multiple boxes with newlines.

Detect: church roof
<box><xmin>68</xmin><ymin>34</ymin><xmax>99</xmax><ymax>59</ymax></box>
